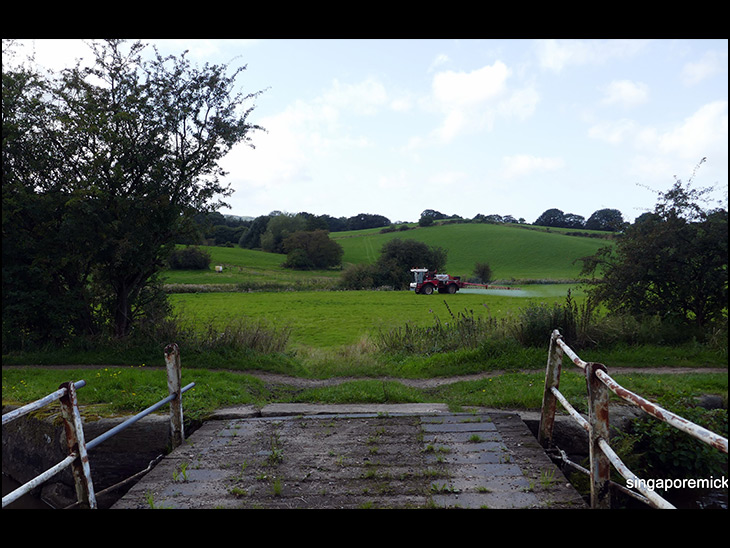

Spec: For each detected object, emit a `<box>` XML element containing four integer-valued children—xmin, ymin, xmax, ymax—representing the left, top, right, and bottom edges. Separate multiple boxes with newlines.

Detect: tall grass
<box><xmin>372</xmin><ymin>300</ymin><xmax>504</xmax><ymax>355</ymax></box>
<box><xmin>149</xmin><ymin>312</ymin><xmax>292</xmax><ymax>355</ymax></box>
<box><xmin>373</xmin><ymin>291</ymin><xmax>728</xmax><ymax>361</ymax></box>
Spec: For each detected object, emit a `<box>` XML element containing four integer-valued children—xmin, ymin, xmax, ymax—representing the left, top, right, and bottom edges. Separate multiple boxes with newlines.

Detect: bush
<box><xmin>168</xmin><ymin>246</ymin><xmax>212</xmax><ymax>270</ymax></box>
<box><xmin>614</xmin><ymin>398</ymin><xmax>728</xmax><ymax>483</ymax></box>
<box><xmin>340</xmin><ymin>263</ymin><xmax>377</xmax><ymax>290</ymax></box>
<box><xmin>473</xmin><ymin>262</ymin><xmax>493</xmax><ymax>284</ymax></box>
<box><xmin>282</xmin><ymin>230</ymin><xmax>344</xmax><ymax>270</ymax></box>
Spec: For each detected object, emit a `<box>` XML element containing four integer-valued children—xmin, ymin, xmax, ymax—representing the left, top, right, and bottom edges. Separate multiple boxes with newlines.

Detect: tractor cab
<box><xmin>409</xmin><ymin>268</ymin><xmax>429</xmax><ymax>290</ymax></box>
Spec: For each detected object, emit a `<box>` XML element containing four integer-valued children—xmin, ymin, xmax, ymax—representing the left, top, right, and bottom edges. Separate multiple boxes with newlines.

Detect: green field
<box><xmin>334</xmin><ymin>222</ymin><xmax>611</xmax><ymax>280</ymax></box>
<box><xmin>162</xmin><ymin>222</ymin><xmax>610</xmax><ymax>350</ymax></box>
<box><xmin>171</xmin><ymin>285</ymin><xmax>583</xmax><ymax>349</ymax></box>
<box><xmin>163</xmin><ymin>222</ymin><xmax>612</xmax><ymax>288</ymax></box>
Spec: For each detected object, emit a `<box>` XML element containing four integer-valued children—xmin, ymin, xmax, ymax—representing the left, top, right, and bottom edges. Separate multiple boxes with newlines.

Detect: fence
<box><xmin>2</xmin><ymin>343</ymin><xmax>194</xmax><ymax>509</ymax></box>
<box><xmin>537</xmin><ymin>329</ymin><xmax>728</xmax><ymax>509</ymax></box>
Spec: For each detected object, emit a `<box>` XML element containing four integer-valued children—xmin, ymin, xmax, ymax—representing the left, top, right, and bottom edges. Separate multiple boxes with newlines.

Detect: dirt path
<box><xmin>3</xmin><ymin>365</ymin><xmax>725</xmax><ymax>390</ymax></box>
<box><xmin>243</xmin><ymin>367</ymin><xmax>726</xmax><ymax>389</ymax></box>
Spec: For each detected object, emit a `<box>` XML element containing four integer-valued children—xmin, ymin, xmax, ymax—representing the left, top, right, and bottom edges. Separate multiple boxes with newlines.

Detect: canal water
<box><xmin>3</xmin><ymin>474</ymin><xmax>54</xmax><ymax>509</ymax></box>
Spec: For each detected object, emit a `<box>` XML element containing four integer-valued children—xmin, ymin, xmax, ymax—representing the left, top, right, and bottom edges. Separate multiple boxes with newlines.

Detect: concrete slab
<box><xmin>111</xmin><ymin>407</ymin><xmax>586</xmax><ymax>510</ymax></box>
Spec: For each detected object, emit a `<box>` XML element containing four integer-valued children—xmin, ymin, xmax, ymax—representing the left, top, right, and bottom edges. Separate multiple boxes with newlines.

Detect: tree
<box><xmin>420</xmin><ymin>209</ymin><xmax>446</xmax><ymax>220</ymax></box>
<box><xmin>418</xmin><ymin>215</ymin><xmax>435</xmax><ymax>227</ymax></box>
<box><xmin>580</xmin><ymin>166</ymin><xmax>727</xmax><ymax>331</ymax></box>
<box><xmin>376</xmin><ymin>239</ymin><xmax>447</xmax><ymax>289</ymax></box>
<box><xmin>534</xmin><ymin>208</ymin><xmax>565</xmax><ymax>227</ymax></box>
<box><xmin>585</xmin><ymin>208</ymin><xmax>625</xmax><ymax>231</ymax></box>
<box><xmin>282</xmin><ymin>230</ymin><xmax>344</xmax><ymax>269</ymax></box>
<box><xmin>2</xmin><ymin>39</ymin><xmax>265</xmax><ymax>343</ymax></box>
<box><xmin>562</xmin><ymin>213</ymin><xmax>586</xmax><ymax>229</ymax></box>
<box><xmin>473</xmin><ymin>262</ymin><xmax>493</xmax><ymax>284</ymax></box>
<box><xmin>346</xmin><ymin>213</ymin><xmax>391</xmax><ymax>231</ymax></box>
<box><xmin>260</xmin><ymin>213</ymin><xmax>307</xmax><ymax>253</ymax></box>
<box><xmin>239</xmin><ymin>214</ymin><xmax>271</xmax><ymax>249</ymax></box>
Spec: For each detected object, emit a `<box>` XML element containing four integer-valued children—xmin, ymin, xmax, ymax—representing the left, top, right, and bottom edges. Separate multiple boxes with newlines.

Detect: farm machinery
<box><xmin>409</xmin><ymin>268</ymin><xmax>514</xmax><ymax>295</ymax></box>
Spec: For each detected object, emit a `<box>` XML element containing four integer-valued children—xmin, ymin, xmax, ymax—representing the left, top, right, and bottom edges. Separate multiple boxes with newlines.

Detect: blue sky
<box><xmin>15</xmin><ymin>38</ymin><xmax>729</xmax><ymax>224</ymax></box>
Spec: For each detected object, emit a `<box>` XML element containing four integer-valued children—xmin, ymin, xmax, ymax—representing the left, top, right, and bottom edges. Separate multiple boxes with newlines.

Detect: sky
<box><xmin>10</xmin><ymin>38</ymin><xmax>729</xmax><ymax>224</ymax></box>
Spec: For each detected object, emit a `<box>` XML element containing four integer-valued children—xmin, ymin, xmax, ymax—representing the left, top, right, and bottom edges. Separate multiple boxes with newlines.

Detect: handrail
<box><xmin>2</xmin><ymin>343</ymin><xmax>193</xmax><ymax>509</ymax></box>
<box><xmin>538</xmin><ymin>329</ymin><xmax>728</xmax><ymax>509</ymax></box>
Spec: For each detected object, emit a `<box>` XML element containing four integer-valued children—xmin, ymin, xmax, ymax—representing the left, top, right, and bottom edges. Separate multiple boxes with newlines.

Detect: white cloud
<box><xmin>590</xmin><ymin>101</ymin><xmax>728</xmax><ymax>161</ymax></box>
<box><xmin>499</xmin><ymin>86</ymin><xmax>540</xmax><ymax>120</ymax></box>
<box><xmin>432</xmin><ymin>62</ymin><xmax>509</xmax><ymax>108</ymax></box>
<box><xmin>424</xmin><ymin>61</ymin><xmax>539</xmax><ymax>144</ymax></box>
<box><xmin>600</xmin><ymin>80</ymin><xmax>649</xmax><ymax>108</ymax></box>
<box><xmin>588</xmin><ymin>119</ymin><xmax>638</xmax><ymax>145</ymax></box>
<box><xmin>501</xmin><ymin>154</ymin><xmax>565</xmax><ymax>179</ymax></box>
<box><xmin>681</xmin><ymin>50</ymin><xmax>726</xmax><ymax>86</ymax></box>
<box><xmin>322</xmin><ymin>78</ymin><xmax>388</xmax><ymax>116</ymax></box>
<box><xmin>653</xmin><ymin>100</ymin><xmax>728</xmax><ymax>160</ymax></box>
<box><xmin>428</xmin><ymin>53</ymin><xmax>450</xmax><ymax>73</ymax></box>
<box><xmin>535</xmin><ymin>39</ymin><xmax>649</xmax><ymax>73</ymax></box>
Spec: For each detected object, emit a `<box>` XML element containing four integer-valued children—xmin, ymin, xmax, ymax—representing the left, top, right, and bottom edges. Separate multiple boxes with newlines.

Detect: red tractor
<box><xmin>410</xmin><ymin>267</ymin><xmax>516</xmax><ymax>294</ymax></box>
<box><xmin>410</xmin><ymin>268</ymin><xmax>465</xmax><ymax>294</ymax></box>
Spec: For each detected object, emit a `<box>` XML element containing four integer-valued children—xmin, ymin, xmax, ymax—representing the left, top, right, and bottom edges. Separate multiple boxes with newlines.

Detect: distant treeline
<box><xmin>187</xmin><ymin>206</ymin><xmax>630</xmax><ymax>248</ymax></box>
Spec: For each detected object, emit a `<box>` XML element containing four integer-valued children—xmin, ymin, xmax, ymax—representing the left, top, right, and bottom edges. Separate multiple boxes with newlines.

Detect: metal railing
<box><xmin>538</xmin><ymin>329</ymin><xmax>727</xmax><ymax>509</ymax></box>
<box><xmin>2</xmin><ymin>343</ymin><xmax>194</xmax><ymax>509</ymax></box>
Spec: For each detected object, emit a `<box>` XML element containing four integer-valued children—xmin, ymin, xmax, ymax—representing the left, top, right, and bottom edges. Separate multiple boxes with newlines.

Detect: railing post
<box><xmin>586</xmin><ymin>362</ymin><xmax>611</xmax><ymax>509</ymax></box>
<box><xmin>58</xmin><ymin>381</ymin><xmax>97</xmax><ymax>509</ymax></box>
<box><xmin>538</xmin><ymin>330</ymin><xmax>564</xmax><ymax>448</ymax></box>
<box><xmin>164</xmin><ymin>343</ymin><xmax>184</xmax><ymax>449</ymax></box>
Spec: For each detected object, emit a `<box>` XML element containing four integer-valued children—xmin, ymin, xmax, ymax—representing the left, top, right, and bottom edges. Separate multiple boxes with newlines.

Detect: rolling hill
<box><xmin>163</xmin><ymin>222</ymin><xmax>613</xmax><ymax>286</ymax></box>
<box><xmin>333</xmin><ymin>222</ymin><xmax>612</xmax><ymax>282</ymax></box>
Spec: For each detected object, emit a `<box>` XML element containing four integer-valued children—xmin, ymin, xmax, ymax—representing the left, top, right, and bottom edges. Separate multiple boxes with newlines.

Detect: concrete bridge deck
<box><xmin>112</xmin><ymin>404</ymin><xmax>586</xmax><ymax>509</ymax></box>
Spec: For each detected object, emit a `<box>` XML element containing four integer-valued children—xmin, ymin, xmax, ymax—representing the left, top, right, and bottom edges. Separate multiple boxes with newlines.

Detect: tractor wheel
<box><xmin>422</xmin><ymin>284</ymin><xmax>434</xmax><ymax>295</ymax></box>
<box><xmin>447</xmin><ymin>284</ymin><xmax>457</xmax><ymax>294</ymax></box>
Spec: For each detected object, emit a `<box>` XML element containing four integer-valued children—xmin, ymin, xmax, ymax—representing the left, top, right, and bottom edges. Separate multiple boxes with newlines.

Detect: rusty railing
<box><xmin>538</xmin><ymin>329</ymin><xmax>727</xmax><ymax>509</ymax></box>
<box><xmin>2</xmin><ymin>343</ymin><xmax>194</xmax><ymax>509</ymax></box>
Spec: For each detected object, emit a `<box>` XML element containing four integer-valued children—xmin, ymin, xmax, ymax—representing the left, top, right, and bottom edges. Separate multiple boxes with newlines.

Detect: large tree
<box><xmin>3</xmin><ymin>39</ymin><xmax>264</xmax><ymax>344</ymax></box>
<box><xmin>580</xmin><ymin>165</ymin><xmax>727</xmax><ymax>330</ymax></box>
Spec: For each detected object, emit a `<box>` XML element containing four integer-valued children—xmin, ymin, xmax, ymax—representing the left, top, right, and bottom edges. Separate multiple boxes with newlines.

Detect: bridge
<box><xmin>111</xmin><ymin>403</ymin><xmax>586</xmax><ymax>509</ymax></box>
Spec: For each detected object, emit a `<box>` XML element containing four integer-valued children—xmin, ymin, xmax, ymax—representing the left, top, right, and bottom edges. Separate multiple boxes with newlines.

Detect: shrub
<box><xmin>282</xmin><ymin>230</ymin><xmax>344</xmax><ymax>270</ymax></box>
<box><xmin>340</xmin><ymin>263</ymin><xmax>377</xmax><ymax>290</ymax></box>
<box><xmin>613</xmin><ymin>398</ymin><xmax>728</xmax><ymax>483</ymax></box>
<box><xmin>168</xmin><ymin>246</ymin><xmax>211</xmax><ymax>270</ymax></box>
<box><xmin>473</xmin><ymin>262</ymin><xmax>493</xmax><ymax>284</ymax></box>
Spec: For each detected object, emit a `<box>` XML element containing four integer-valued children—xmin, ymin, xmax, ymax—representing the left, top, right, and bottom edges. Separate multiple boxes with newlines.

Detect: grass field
<box><xmin>333</xmin><ymin>222</ymin><xmax>612</xmax><ymax>280</ymax></box>
<box><xmin>161</xmin><ymin>222</ymin><xmax>613</xmax><ymax>288</ymax></box>
<box><xmin>170</xmin><ymin>285</ymin><xmax>584</xmax><ymax>349</ymax></box>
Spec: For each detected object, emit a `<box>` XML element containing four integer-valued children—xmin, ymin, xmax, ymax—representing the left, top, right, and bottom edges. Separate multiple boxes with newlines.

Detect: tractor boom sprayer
<box><xmin>409</xmin><ymin>268</ymin><xmax>515</xmax><ymax>295</ymax></box>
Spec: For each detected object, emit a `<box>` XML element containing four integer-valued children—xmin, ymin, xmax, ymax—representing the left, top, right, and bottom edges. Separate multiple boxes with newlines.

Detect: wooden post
<box><xmin>164</xmin><ymin>343</ymin><xmax>184</xmax><ymax>449</ymax></box>
<box><xmin>538</xmin><ymin>330</ymin><xmax>564</xmax><ymax>448</ymax></box>
<box><xmin>586</xmin><ymin>362</ymin><xmax>611</xmax><ymax>509</ymax></box>
<box><xmin>59</xmin><ymin>381</ymin><xmax>97</xmax><ymax>509</ymax></box>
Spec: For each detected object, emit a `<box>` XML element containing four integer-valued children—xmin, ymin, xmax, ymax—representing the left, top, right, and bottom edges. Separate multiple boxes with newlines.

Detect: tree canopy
<box><xmin>2</xmin><ymin>39</ymin><xmax>265</xmax><ymax>347</ymax></box>
<box><xmin>580</xmin><ymin>165</ymin><xmax>727</xmax><ymax>331</ymax></box>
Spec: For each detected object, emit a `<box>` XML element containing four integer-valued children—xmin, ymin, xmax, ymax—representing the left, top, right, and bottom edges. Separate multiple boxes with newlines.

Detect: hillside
<box><xmin>162</xmin><ymin>222</ymin><xmax>613</xmax><ymax>287</ymax></box>
<box><xmin>333</xmin><ymin>222</ymin><xmax>612</xmax><ymax>282</ymax></box>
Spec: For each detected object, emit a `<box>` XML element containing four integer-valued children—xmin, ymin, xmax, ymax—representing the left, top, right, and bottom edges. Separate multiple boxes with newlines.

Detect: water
<box><xmin>2</xmin><ymin>474</ymin><xmax>53</xmax><ymax>509</ymax></box>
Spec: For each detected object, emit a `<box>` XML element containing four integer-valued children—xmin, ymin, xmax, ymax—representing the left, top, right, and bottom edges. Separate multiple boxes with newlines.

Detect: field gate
<box><xmin>2</xmin><ymin>343</ymin><xmax>194</xmax><ymax>509</ymax></box>
<box><xmin>538</xmin><ymin>329</ymin><xmax>727</xmax><ymax>509</ymax></box>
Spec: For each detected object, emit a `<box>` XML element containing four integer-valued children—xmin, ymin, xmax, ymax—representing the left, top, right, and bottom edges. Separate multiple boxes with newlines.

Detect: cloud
<box><xmin>681</xmin><ymin>50</ymin><xmax>726</xmax><ymax>86</ymax></box>
<box><xmin>590</xmin><ymin>101</ymin><xmax>728</xmax><ymax>160</ymax></box>
<box><xmin>652</xmin><ymin>100</ymin><xmax>728</xmax><ymax>160</ymax></box>
<box><xmin>428</xmin><ymin>53</ymin><xmax>450</xmax><ymax>73</ymax></box>
<box><xmin>322</xmin><ymin>78</ymin><xmax>388</xmax><ymax>116</ymax></box>
<box><xmin>600</xmin><ymin>80</ymin><xmax>649</xmax><ymax>108</ymax></box>
<box><xmin>424</xmin><ymin>61</ymin><xmax>538</xmax><ymax>143</ymax></box>
<box><xmin>501</xmin><ymin>154</ymin><xmax>565</xmax><ymax>179</ymax></box>
<box><xmin>535</xmin><ymin>39</ymin><xmax>648</xmax><ymax>73</ymax></box>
